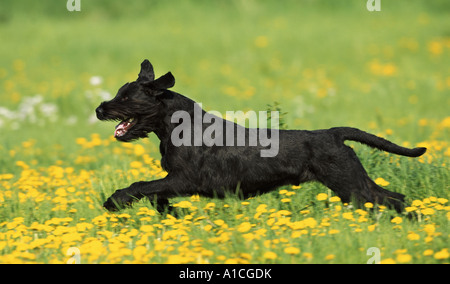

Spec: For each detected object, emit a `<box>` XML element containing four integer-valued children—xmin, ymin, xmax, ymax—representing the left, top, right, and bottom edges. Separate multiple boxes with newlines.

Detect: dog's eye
<box><xmin>121</xmin><ymin>96</ymin><xmax>128</xmax><ymax>102</ymax></box>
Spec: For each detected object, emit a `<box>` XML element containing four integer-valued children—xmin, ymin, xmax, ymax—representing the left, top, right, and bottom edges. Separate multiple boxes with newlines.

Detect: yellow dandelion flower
<box><xmin>213</xmin><ymin>219</ymin><xmax>225</xmax><ymax>227</ymax></box>
<box><xmin>428</xmin><ymin>41</ymin><xmax>443</xmax><ymax>55</ymax></box>
<box><xmin>166</xmin><ymin>254</ymin><xmax>190</xmax><ymax>264</ymax></box>
<box><xmin>434</xmin><ymin>249</ymin><xmax>449</xmax><ymax>260</ymax></box>
<box><xmin>303</xmin><ymin>252</ymin><xmax>313</xmax><ymax>260</ymax></box>
<box><xmin>396</xmin><ymin>254</ymin><xmax>412</xmax><ymax>263</ymax></box>
<box><xmin>440</xmin><ymin>117</ymin><xmax>450</xmax><ymax>128</ymax></box>
<box><xmin>129</xmin><ymin>169</ymin><xmax>139</xmax><ymax>177</ymax></box>
<box><xmin>364</xmin><ymin>202</ymin><xmax>374</xmax><ymax>209</ymax></box>
<box><xmin>204</xmin><ymin>202</ymin><xmax>215</xmax><ymax>210</ymax></box>
<box><xmin>256</xmin><ymin>204</ymin><xmax>268</xmax><ymax>213</ymax></box>
<box><xmin>382</xmin><ymin>64</ymin><xmax>397</xmax><ymax>76</ymax></box>
<box><xmin>173</xmin><ymin>200</ymin><xmax>192</xmax><ymax>209</ymax></box>
<box><xmin>190</xmin><ymin>194</ymin><xmax>201</xmax><ymax>202</ymax></box>
<box><xmin>407</xmin><ymin>232</ymin><xmax>420</xmax><ymax>241</ymax></box>
<box><xmin>342</xmin><ymin>212</ymin><xmax>355</xmax><ymax>221</ymax></box>
<box><xmin>284</xmin><ymin>247</ymin><xmax>300</xmax><ymax>255</ymax></box>
<box><xmin>130</xmin><ymin>161</ymin><xmax>143</xmax><ymax>168</ymax></box>
<box><xmin>201</xmin><ymin>249</ymin><xmax>214</xmax><ymax>257</ymax></box>
<box><xmin>303</xmin><ymin>217</ymin><xmax>317</xmax><ymax>228</ymax></box>
<box><xmin>329</xmin><ymin>196</ymin><xmax>341</xmax><ymax>202</ymax></box>
<box><xmin>224</xmin><ymin>258</ymin><xmax>239</xmax><ymax>264</ymax></box>
<box><xmin>328</xmin><ymin>229</ymin><xmax>340</xmax><ymax>235</ymax></box>
<box><xmin>0</xmin><ymin>173</ymin><xmax>14</xmax><ymax>180</ymax></box>
<box><xmin>134</xmin><ymin>144</ymin><xmax>146</xmax><ymax>156</ymax></box>
<box><xmin>374</xmin><ymin>177</ymin><xmax>390</xmax><ymax>187</ymax></box>
<box><xmin>391</xmin><ymin>217</ymin><xmax>403</xmax><ymax>224</ymax></box>
<box><xmin>240</xmin><ymin>253</ymin><xmax>252</xmax><ymax>260</ymax></box>
<box><xmin>117</xmin><ymin>213</ymin><xmax>131</xmax><ymax>219</ymax></box>
<box><xmin>75</xmin><ymin>137</ymin><xmax>88</xmax><ymax>146</ymax></box>
<box><xmin>316</xmin><ymin>193</ymin><xmax>328</xmax><ymax>201</ymax></box>
<box><xmin>420</xmin><ymin>208</ymin><xmax>435</xmax><ymax>215</ymax></box>
<box><xmin>276</xmin><ymin>210</ymin><xmax>292</xmax><ymax>216</ymax></box>
<box><xmin>380</xmin><ymin>258</ymin><xmax>396</xmax><ymax>264</ymax></box>
<box><xmin>254</xmin><ymin>36</ymin><xmax>269</xmax><ymax>48</ymax></box>
<box><xmin>140</xmin><ymin>225</ymin><xmax>154</xmax><ymax>232</ymax></box>
<box><xmin>242</xmin><ymin>233</ymin><xmax>254</xmax><ymax>241</ymax></box>
<box><xmin>263</xmin><ymin>251</ymin><xmax>277</xmax><ymax>260</ymax></box>
<box><xmin>237</xmin><ymin>222</ymin><xmax>252</xmax><ymax>233</ymax></box>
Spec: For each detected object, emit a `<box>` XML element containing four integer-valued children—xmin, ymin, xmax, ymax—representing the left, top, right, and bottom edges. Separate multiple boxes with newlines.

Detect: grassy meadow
<box><xmin>0</xmin><ymin>0</ymin><xmax>449</xmax><ymax>264</ymax></box>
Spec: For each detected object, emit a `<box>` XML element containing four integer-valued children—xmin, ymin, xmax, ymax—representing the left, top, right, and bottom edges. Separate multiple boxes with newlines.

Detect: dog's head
<box><xmin>95</xmin><ymin>60</ymin><xmax>175</xmax><ymax>142</ymax></box>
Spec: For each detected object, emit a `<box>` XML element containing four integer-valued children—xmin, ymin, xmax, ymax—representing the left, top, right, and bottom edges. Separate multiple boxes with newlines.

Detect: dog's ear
<box><xmin>146</xmin><ymin>72</ymin><xmax>175</xmax><ymax>90</ymax></box>
<box><xmin>137</xmin><ymin>59</ymin><xmax>155</xmax><ymax>82</ymax></box>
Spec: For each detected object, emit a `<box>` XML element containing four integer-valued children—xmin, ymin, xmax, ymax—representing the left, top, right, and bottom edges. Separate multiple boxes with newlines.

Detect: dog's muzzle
<box><xmin>96</xmin><ymin>104</ymin><xmax>106</xmax><ymax>120</ymax></box>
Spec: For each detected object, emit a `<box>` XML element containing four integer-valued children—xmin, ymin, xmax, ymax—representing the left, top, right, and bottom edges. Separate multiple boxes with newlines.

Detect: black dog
<box><xmin>96</xmin><ymin>59</ymin><xmax>426</xmax><ymax>214</ymax></box>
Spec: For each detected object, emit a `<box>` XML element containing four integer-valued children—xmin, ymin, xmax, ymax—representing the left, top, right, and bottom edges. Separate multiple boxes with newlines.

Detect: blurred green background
<box><xmin>0</xmin><ymin>0</ymin><xmax>449</xmax><ymax>159</ymax></box>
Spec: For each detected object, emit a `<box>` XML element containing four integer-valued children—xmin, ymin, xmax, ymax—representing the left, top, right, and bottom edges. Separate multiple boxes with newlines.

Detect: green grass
<box><xmin>0</xmin><ymin>0</ymin><xmax>449</xmax><ymax>264</ymax></box>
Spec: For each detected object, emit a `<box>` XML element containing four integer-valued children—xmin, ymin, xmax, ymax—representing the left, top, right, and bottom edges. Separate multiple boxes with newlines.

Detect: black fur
<box><xmin>96</xmin><ymin>59</ymin><xmax>426</xmax><ymax>214</ymax></box>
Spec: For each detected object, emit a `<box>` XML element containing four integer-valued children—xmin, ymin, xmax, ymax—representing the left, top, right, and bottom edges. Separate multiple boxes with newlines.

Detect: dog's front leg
<box><xmin>103</xmin><ymin>176</ymin><xmax>181</xmax><ymax>212</ymax></box>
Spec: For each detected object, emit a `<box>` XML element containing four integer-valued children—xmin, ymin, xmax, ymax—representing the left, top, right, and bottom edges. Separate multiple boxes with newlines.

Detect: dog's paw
<box><xmin>103</xmin><ymin>189</ymin><xmax>136</xmax><ymax>212</ymax></box>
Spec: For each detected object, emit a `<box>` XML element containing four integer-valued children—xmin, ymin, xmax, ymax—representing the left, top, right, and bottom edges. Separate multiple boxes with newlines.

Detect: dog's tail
<box><xmin>332</xmin><ymin>127</ymin><xmax>426</xmax><ymax>157</ymax></box>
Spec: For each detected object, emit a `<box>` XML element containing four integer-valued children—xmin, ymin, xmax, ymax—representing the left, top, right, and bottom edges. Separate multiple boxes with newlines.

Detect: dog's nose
<box><xmin>96</xmin><ymin>106</ymin><xmax>104</xmax><ymax>119</ymax></box>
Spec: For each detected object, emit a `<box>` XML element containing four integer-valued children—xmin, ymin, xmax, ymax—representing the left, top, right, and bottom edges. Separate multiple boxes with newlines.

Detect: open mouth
<box><xmin>114</xmin><ymin>118</ymin><xmax>137</xmax><ymax>138</ymax></box>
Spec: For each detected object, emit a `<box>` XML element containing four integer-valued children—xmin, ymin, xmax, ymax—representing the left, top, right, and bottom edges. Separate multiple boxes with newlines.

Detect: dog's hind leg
<box><xmin>312</xmin><ymin>145</ymin><xmax>405</xmax><ymax>212</ymax></box>
<box><xmin>363</xmin><ymin>178</ymin><xmax>405</xmax><ymax>212</ymax></box>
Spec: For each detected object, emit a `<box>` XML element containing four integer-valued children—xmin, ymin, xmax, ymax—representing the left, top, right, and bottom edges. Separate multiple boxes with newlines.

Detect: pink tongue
<box><xmin>114</xmin><ymin>122</ymin><xmax>128</xmax><ymax>137</ymax></box>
